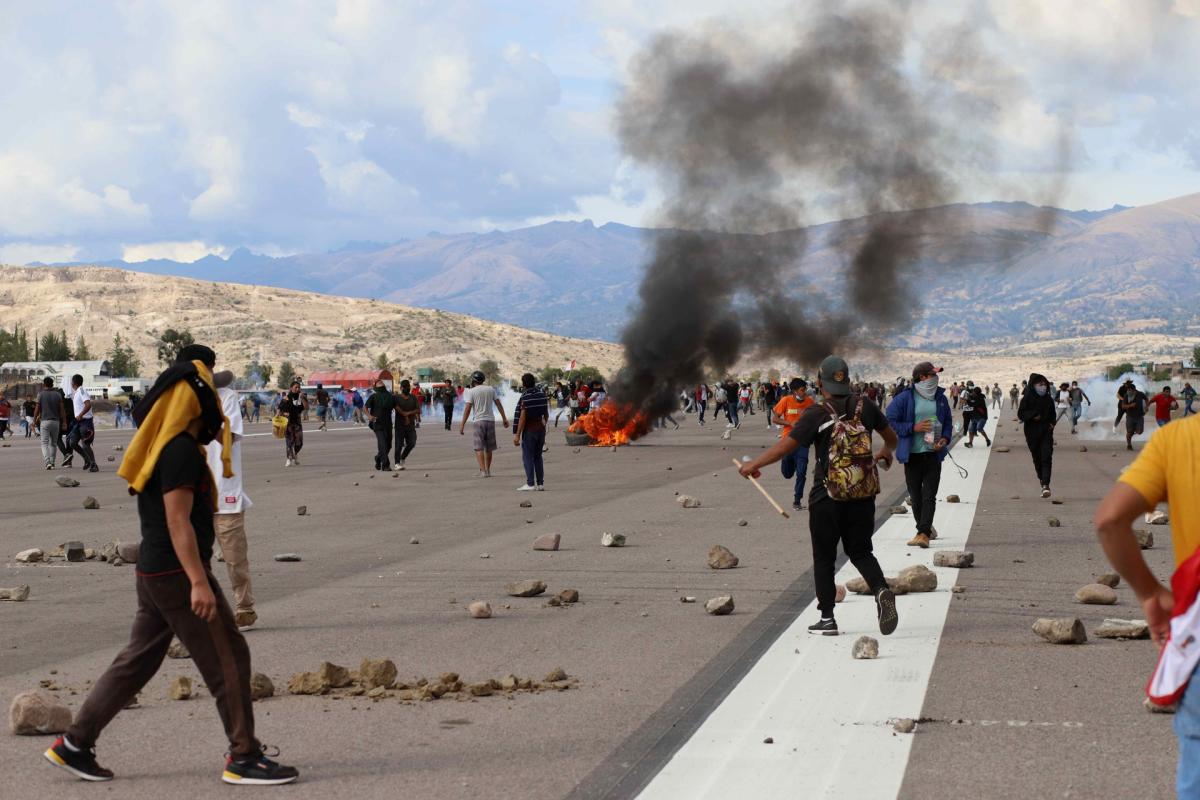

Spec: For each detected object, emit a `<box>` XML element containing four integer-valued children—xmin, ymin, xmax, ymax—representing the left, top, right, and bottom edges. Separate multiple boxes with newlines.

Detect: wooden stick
<box><xmin>732</xmin><ymin>458</ymin><xmax>790</xmax><ymax>518</ymax></box>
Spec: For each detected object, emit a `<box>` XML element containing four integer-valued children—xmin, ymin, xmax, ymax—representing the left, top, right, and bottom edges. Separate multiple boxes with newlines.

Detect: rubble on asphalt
<box><xmin>1095</xmin><ymin>573</ymin><xmax>1121</xmax><ymax>588</ymax></box>
<box><xmin>505</xmin><ymin>579</ymin><xmax>546</xmax><ymax>597</ymax></box>
<box><xmin>1033</xmin><ymin>617</ymin><xmax>1087</xmax><ymax>644</ymax></box>
<box><xmin>250</xmin><ymin>673</ymin><xmax>275</xmax><ymax>700</ymax></box>
<box><xmin>468</xmin><ymin>601</ymin><xmax>492</xmax><ymax>618</ymax></box>
<box><xmin>14</xmin><ymin>549</ymin><xmax>43</xmax><ymax>563</ymax></box>
<box><xmin>274</xmin><ymin>553</ymin><xmax>303</xmax><ymax>562</ymax></box>
<box><xmin>677</xmin><ymin>495</ymin><xmax>702</xmax><ymax>508</ymax></box>
<box><xmin>705</xmin><ymin>596</ymin><xmax>735</xmax><ymax>615</ymax></box>
<box><xmin>852</xmin><ymin>636</ymin><xmax>879</xmax><ymax>660</ymax></box>
<box><xmin>601</xmin><ymin>532</ymin><xmax>626</xmax><ymax>547</ymax></box>
<box><xmin>55</xmin><ymin>476</ymin><xmax>79</xmax><ymax>488</ymax></box>
<box><xmin>893</xmin><ymin>718</ymin><xmax>916</xmax><ymax>733</ymax></box>
<box><xmin>533</xmin><ymin>534</ymin><xmax>561</xmax><ymax>551</ymax></box>
<box><xmin>170</xmin><ymin>676</ymin><xmax>193</xmax><ymax>700</ymax></box>
<box><xmin>167</xmin><ymin>639</ymin><xmax>189</xmax><ymax>659</ymax></box>
<box><xmin>1094</xmin><ymin>619</ymin><xmax>1150</xmax><ymax>640</ymax></box>
<box><xmin>1134</xmin><ymin>530</ymin><xmax>1154</xmax><ymax>549</ymax></box>
<box><xmin>82</xmin><ymin>497</ymin><xmax>99</xmax><ymax>510</ymax></box>
<box><xmin>707</xmin><ymin>545</ymin><xmax>739</xmax><ymax>570</ymax></box>
<box><xmin>284</xmin><ymin>660</ymin><xmax>578</xmax><ymax>701</ymax></box>
<box><xmin>933</xmin><ymin>551</ymin><xmax>974</xmax><ymax>568</ymax></box>
<box><xmin>0</xmin><ymin>585</ymin><xmax>31</xmax><ymax>602</ymax></box>
<box><xmin>8</xmin><ymin>690</ymin><xmax>72</xmax><ymax>735</ymax></box>
<box><xmin>1075</xmin><ymin>583</ymin><xmax>1118</xmax><ymax>605</ymax></box>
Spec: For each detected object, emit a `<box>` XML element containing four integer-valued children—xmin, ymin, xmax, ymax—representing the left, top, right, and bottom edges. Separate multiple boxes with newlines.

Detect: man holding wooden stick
<box><xmin>739</xmin><ymin>355</ymin><xmax>899</xmax><ymax>638</ymax></box>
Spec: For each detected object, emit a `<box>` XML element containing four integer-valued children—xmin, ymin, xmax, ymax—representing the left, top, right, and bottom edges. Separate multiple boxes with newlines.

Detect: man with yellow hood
<box><xmin>43</xmin><ymin>344</ymin><xmax>299</xmax><ymax>787</ymax></box>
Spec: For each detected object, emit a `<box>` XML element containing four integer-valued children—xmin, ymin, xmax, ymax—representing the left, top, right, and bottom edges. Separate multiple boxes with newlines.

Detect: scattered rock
<box><xmin>409</xmin><ymin>537</ymin><xmax>419</xmax><ymax>545</ymax></box>
<box><xmin>1148</xmin><ymin>511</ymin><xmax>1169</xmax><ymax>525</ymax></box>
<box><xmin>737</xmin><ymin>519</ymin><xmax>748</xmax><ymax>527</ymax></box>
<box><xmin>680</xmin><ymin>596</ymin><xmax>697</xmax><ymax>603</ymax></box>
<box><xmin>852</xmin><ymin>636</ymin><xmax>879</xmax><ymax>659</ymax></box>
<box><xmin>106</xmin><ymin>455</ymin><xmax>115</xmax><ymax>462</ymax></box>
<box><xmin>519</xmin><ymin>500</ymin><xmax>533</xmax><ymax>508</ymax></box>
<box><xmin>705</xmin><ymin>595</ymin><xmax>735</xmax><ymax>615</ymax></box>
<box><xmin>55</xmin><ymin>476</ymin><xmax>79</xmax><ymax>488</ymax></box>
<box><xmin>1075</xmin><ymin>583</ymin><xmax>1118</xmax><ymax>605</ymax></box>
<box><xmin>100</xmin><ymin>541</ymin><xmax>118</xmax><ymax>562</ymax></box>
<box><xmin>82</xmin><ymin>496</ymin><xmax>99</xmax><ymax>510</ymax></box>
<box><xmin>544</xmin><ymin>667</ymin><xmax>568</xmax><ymax>683</ymax></box>
<box><xmin>14</xmin><ymin>548</ymin><xmax>43</xmax><ymax>564</ymax></box>
<box><xmin>64</xmin><ymin>541</ymin><xmax>86</xmax><ymax>561</ymax></box>
<box><xmin>933</xmin><ymin>551</ymin><xmax>974</xmax><ymax>568</ymax></box>
<box><xmin>951</xmin><ymin>585</ymin><xmax>965</xmax><ymax>594</ymax></box>
<box><xmin>1052</xmin><ymin>500</ymin><xmax>1064</xmax><ymax>505</ymax></box>
<box><xmin>1145</xmin><ymin>697</ymin><xmax>1177</xmax><ymax>714</ymax></box>
<box><xmin>468</xmin><ymin>601</ymin><xmax>492</xmax><ymax>618</ymax></box>
<box><xmin>318</xmin><ymin>662</ymin><xmax>352</xmax><ymax>688</ymax></box>
<box><xmin>533</xmin><ymin>533</ymin><xmax>561</xmax><ymax>551</ymax></box>
<box><xmin>167</xmin><ymin>639</ymin><xmax>189</xmax><ymax>659</ymax></box>
<box><xmin>893</xmin><ymin>718</ymin><xmax>916</xmax><ymax>734</ymax></box>
<box><xmin>895</xmin><ymin>564</ymin><xmax>938</xmax><ymax>593</ymax></box>
<box><xmin>359</xmin><ymin>658</ymin><xmax>397</xmax><ymax>689</ymax></box>
<box><xmin>8</xmin><ymin>690</ymin><xmax>72</xmax><ymax>735</ymax></box>
<box><xmin>113</xmin><ymin>444</ymin><xmax>124</xmax><ymax>451</ymax></box>
<box><xmin>1134</xmin><ymin>529</ymin><xmax>1154</xmax><ymax>549</ymax></box>
<box><xmin>1079</xmin><ymin>445</ymin><xmax>1088</xmax><ymax>452</ymax></box>
<box><xmin>707</xmin><ymin>545</ymin><xmax>739</xmax><ymax>570</ymax></box>
<box><xmin>891</xmin><ymin>505</ymin><xmax>908</xmax><ymax>515</ymax></box>
<box><xmin>557</xmin><ymin>589</ymin><xmax>579</xmax><ymax>604</ymax></box>
<box><xmin>677</xmin><ymin>495</ymin><xmax>702</xmax><ymax>508</ymax></box>
<box><xmin>505</xmin><ymin>579</ymin><xmax>547</xmax><ymax>597</ymax></box>
<box><xmin>297</xmin><ymin>505</ymin><xmax>307</xmax><ymax>516</ymax></box>
<box><xmin>1032</xmin><ymin>617</ymin><xmax>1087</xmax><ymax>644</ymax></box>
<box><xmin>945</xmin><ymin>494</ymin><xmax>960</xmax><ymax>503</ymax></box>
<box><xmin>84</xmin><ymin>548</ymin><xmax>98</xmax><ymax>560</ymax></box>
<box><xmin>116</xmin><ymin>541</ymin><xmax>139</xmax><ymax>563</ymax></box>
<box><xmin>1095</xmin><ymin>573</ymin><xmax>1121</xmax><ymax>589</ymax></box>
<box><xmin>467</xmin><ymin>682</ymin><xmax>494</xmax><ymax>697</ymax></box>
<box><xmin>274</xmin><ymin>553</ymin><xmax>302</xmax><ymax>562</ymax></box>
<box><xmin>763</xmin><ymin>736</ymin><xmax>774</xmax><ymax>744</ymax></box>
<box><xmin>601</xmin><ymin>532</ymin><xmax>626</xmax><ymax>547</ymax></box>
<box><xmin>170</xmin><ymin>676</ymin><xmax>193</xmax><ymax>700</ymax></box>
<box><xmin>287</xmin><ymin>671</ymin><xmax>329</xmax><ymax>695</ymax></box>
<box><xmin>1095</xmin><ymin>619</ymin><xmax>1150</xmax><ymax>640</ymax></box>
<box><xmin>994</xmin><ymin>446</ymin><xmax>1010</xmax><ymax>452</ymax></box>
<box><xmin>1048</xmin><ymin>517</ymin><xmax>1061</xmax><ymax>528</ymax></box>
<box><xmin>0</xmin><ymin>585</ymin><xmax>31</xmax><ymax>601</ymax></box>
<box><xmin>846</xmin><ymin>577</ymin><xmax>870</xmax><ymax>594</ymax></box>
<box><xmin>835</xmin><ymin>584</ymin><xmax>847</xmax><ymax>603</ymax></box>
<box><xmin>479</xmin><ymin>553</ymin><xmax>491</xmax><ymax>559</ymax></box>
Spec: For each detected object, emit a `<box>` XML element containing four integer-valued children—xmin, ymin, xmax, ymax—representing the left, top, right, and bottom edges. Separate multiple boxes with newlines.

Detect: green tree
<box><xmin>108</xmin><ymin>333</ymin><xmax>141</xmax><ymax>377</ymax></box>
<box><xmin>1193</xmin><ymin>345</ymin><xmax>1200</xmax><ymax>368</ymax></box>
<box><xmin>568</xmin><ymin>364</ymin><xmax>604</xmax><ymax>385</ymax></box>
<box><xmin>277</xmin><ymin>361</ymin><xmax>296</xmax><ymax>388</ymax></box>
<box><xmin>1106</xmin><ymin>362</ymin><xmax>1136</xmax><ymax>380</ymax></box>
<box><xmin>74</xmin><ymin>336</ymin><xmax>93</xmax><ymax>360</ymax></box>
<box><xmin>537</xmin><ymin>365</ymin><xmax>565</xmax><ymax>384</ymax></box>
<box><xmin>479</xmin><ymin>358</ymin><xmax>501</xmax><ymax>385</ymax></box>
<box><xmin>0</xmin><ymin>325</ymin><xmax>30</xmax><ymax>361</ymax></box>
<box><xmin>39</xmin><ymin>330</ymin><xmax>71</xmax><ymax>360</ymax></box>
<box><xmin>156</xmin><ymin>328</ymin><xmax>194</xmax><ymax>365</ymax></box>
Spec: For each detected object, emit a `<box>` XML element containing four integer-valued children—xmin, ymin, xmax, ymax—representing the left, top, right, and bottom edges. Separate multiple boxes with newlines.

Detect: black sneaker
<box><xmin>44</xmin><ymin>735</ymin><xmax>114</xmax><ymax>782</ymax></box>
<box><xmin>807</xmin><ymin>617</ymin><xmax>839</xmax><ymax>636</ymax></box>
<box><xmin>62</xmin><ymin>454</ymin><xmax>74</xmax><ymax>468</ymax></box>
<box><xmin>87</xmin><ymin>464</ymin><xmax>99</xmax><ymax>473</ymax></box>
<box><xmin>222</xmin><ymin>748</ymin><xmax>299</xmax><ymax>786</ymax></box>
<box><xmin>1041</xmin><ymin>486</ymin><xmax>1051</xmax><ymax>499</ymax></box>
<box><xmin>876</xmin><ymin>587</ymin><xmax>899</xmax><ymax>636</ymax></box>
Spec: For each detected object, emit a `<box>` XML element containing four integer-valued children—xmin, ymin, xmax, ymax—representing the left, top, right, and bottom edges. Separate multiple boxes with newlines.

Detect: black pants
<box><xmin>373</xmin><ymin>425</ymin><xmax>392</xmax><ymax>469</ymax></box>
<box><xmin>443</xmin><ymin>405</ymin><xmax>453</xmax><ymax>430</ymax></box>
<box><xmin>395</xmin><ymin>425</ymin><xmax>416</xmax><ymax>463</ymax></box>
<box><xmin>809</xmin><ymin>498</ymin><xmax>886</xmax><ymax>616</ymax></box>
<box><xmin>904</xmin><ymin>452</ymin><xmax>941</xmax><ymax>535</ymax></box>
<box><xmin>1024</xmin><ymin>423</ymin><xmax>1053</xmax><ymax>486</ymax></box>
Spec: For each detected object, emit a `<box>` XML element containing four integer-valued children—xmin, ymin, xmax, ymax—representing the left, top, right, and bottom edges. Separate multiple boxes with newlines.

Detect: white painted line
<box><xmin>637</xmin><ymin>417</ymin><xmax>998</xmax><ymax>800</ymax></box>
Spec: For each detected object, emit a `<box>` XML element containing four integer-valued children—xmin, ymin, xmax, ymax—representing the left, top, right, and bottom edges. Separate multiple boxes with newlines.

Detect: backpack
<box><xmin>822</xmin><ymin>396</ymin><xmax>880</xmax><ymax>501</ymax></box>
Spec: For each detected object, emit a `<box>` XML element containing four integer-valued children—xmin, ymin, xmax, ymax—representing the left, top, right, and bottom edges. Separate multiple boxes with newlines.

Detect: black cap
<box><xmin>818</xmin><ymin>355</ymin><xmax>851</xmax><ymax>395</ymax></box>
<box><xmin>912</xmin><ymin>361</ymin><xmax>943</xmax><ymax>381</ymax></box>
<box><xmin>176</xmin><ymin>344</ymin><xmax>216</xmax><ymax>368</ymax></box>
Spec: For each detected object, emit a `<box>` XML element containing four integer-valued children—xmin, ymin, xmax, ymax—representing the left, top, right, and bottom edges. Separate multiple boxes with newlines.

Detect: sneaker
<box><xmin>1041</xmin><ymin>486</ymin><xmax>1051</xmax><ymax>499</ymax></box>
<box><xmin>516</xmin><ymin>484</ymin><xmax>536</xmax><ymax>491</ymax></box>
<box><xmin>284</xmin><ymin>458</ymin><xmax>292</xmax><ymax>467</ymax></box>
<box><xmin>963</xmin><ymin>442</ymin><xmax>973</xmax><ymax>448</ymax></box>
<box><xmin>291</xmin><ymin>457</ymin><xmax>300</xmax><ymax>466</ymax></box>
<box><xmin>875</xmin><ymin>587</ymin><xmax>899</xmax><ymax>636</ymax></box>
<box><xmin>391</xmin><ymin>463</ymin><xmax>400</xmax><ymax>472</ymax></box>
<box><xmin>536</xmin><ymin>485</ymin><xmax>545</xmax><ymax>491</ymax></box>
<box><xmin>235</xmin><ymin>609</ymin><xmax>258</xmax><ymax>630</ymax></box>
<box><xmin>907</xmin><ymin>533</ymin><xmax>930</xmax><ymax>548</ymax></box>
<box><xmin>45</xmin><ymin>463</ymin><xmax>54</xmax><ymax>470</ymax></box>
<box><xmin>397</xmin><ymin>461</ymin><xmax>406</xmax><ymax>470</ymax></box>
<box><xmin>87</xmin><ymin>464</ymin><xmax>99</xmax><ymax>473</ymax></box>
<box><xmin>807</xmin><ymin>617</ymin><xmax>839</xmax><ymax>636</ymax></box>
<box><xmin>474</xmin><ymin>471</ymin><xmax>486</xmax><ymax>478</ymax></box>
<box><xmin>792</xmin><ymin>503</ymin><xmax>804</xmax><ymax>511</ymax></box>
<box><xmin>222</xmin><ymin>748</ymin><xmax>299</xmax><ymax>786</ymax></box>
<box><xmin>44</xmin><ymin>736</ymin><xmax>114</xmax><ymax>782</ymax></box>
<box><xmin>62</xmin><ymin>454</ymin><xmax>74</xmax><ymax>468</ymax></box>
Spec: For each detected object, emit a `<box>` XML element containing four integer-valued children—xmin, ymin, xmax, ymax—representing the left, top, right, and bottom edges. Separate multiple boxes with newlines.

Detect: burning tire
<box><xmin>564</xmin><ymin>431</ymin><xmax>592</xmax><ymax>447</ymax></box>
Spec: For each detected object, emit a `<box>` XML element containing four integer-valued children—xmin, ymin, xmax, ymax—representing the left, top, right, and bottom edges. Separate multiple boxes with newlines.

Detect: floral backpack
<box><xmin>823</xmin><ymin>396</ymin><xmax>880</xmax><ymax>501</ymax></box>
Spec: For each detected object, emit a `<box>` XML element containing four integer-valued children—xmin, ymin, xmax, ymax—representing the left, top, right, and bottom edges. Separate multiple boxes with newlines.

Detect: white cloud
<box><xmin>122</xmin><ymin>241</ymin><xmax>228</xmax><ymax>263</ymax></box>
<box><xmin>0</xmin><ymin>243</ymin><xmax>82</xmax><ymax>265</ymax></box>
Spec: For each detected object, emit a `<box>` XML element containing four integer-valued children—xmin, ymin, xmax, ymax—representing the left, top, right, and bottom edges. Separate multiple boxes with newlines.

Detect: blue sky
<box><xmin>2</xmin><ymin>0</ymin><xmax>1199</xmax><ymax>264</ymax></box>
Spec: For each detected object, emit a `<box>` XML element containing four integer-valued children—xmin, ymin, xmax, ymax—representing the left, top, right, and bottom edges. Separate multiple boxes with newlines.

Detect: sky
<box><xmin>2</xmin><ymin>0</ymin><xmax>1200</xmax><ymax>264</ymax></box>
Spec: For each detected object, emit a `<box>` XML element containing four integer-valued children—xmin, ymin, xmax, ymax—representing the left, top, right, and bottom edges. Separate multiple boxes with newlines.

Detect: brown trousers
<box><xmin>67</xmin><ymin>569</ymin><xmax>260</xmax><ymax>757</ymax></box>
<box><xmin>214</xmin><ymin>512</ymin><xmax>255</xmax><ymax>612</ymax></box>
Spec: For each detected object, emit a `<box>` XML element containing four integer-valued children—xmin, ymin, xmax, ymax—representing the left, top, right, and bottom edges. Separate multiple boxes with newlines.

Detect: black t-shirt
<box><xmin>280</xmin><ymin>393</ymin><xmax>305</xmax><ymax>423</ymax></box>
<box><xmin>137</xmin><ymin>433</ymin><xmax>215</xmax><ymax>574</ymax></box>
<box><xmin>1123</xmin><ymin>390</ymin><xmax>1147</xmax><ymax>419</ymax></box>
<box><xmin>316</xmin><ymin>389</ymin><xmax>329</xmax><ymax>406</ymax></box>
<box><xmin>788</xmin><ymin>394</ymin><xmax>888</xmax><ymax>506</ymax></box>
<box><xmin>394</xmin><ymin>394</ymin><xmax>420</xmax><ymax>428</ymax></box>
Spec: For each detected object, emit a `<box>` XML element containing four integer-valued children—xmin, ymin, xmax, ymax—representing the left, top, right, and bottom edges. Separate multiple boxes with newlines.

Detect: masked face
<box><xmin>1126</xmin><ymin>391</ymin><xmax>1136</xmax><ymax>402</ymax></box>
<box><xmin>1035</xmin><ymin>384</ymin><xmax>1047</xmax><ymax>396</ymax></box>
<box><xmin>915</xmin><ymin>374</ymin><xmax>939</xmax><ymax>399</ymax></box>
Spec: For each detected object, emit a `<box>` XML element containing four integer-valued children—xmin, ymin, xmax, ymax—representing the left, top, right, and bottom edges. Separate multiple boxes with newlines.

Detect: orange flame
<box><xmin>569</xmin><ymin>401</ymin><xmax>652</xmax><ymax>446</ymax></box>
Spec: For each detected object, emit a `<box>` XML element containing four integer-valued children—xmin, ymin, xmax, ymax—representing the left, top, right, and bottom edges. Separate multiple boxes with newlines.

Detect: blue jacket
<box><xmin>886</xmin><ymin>386</ymin><xmax>954</xmax><ymax>464</ymax></box>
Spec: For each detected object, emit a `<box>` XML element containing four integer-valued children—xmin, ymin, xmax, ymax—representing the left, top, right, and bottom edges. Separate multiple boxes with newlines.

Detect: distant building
<box><xmin>306</xmin><ymin>369</ymin><xmax>394</xmax><ymax>390</ymax></box>
<box><xmin>0</xmin><ymin>360</ymin><xmax>111</xmax><ymax>388</ymax></box>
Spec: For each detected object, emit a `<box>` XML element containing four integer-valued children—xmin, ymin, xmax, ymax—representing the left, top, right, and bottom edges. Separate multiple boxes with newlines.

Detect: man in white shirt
<box><xmin>206</xmin><ymin>371</ymin><xmax>258</xmax><ymax>630</ymax></box>
<box><xmin>68</xmin><ymin>374</ymin><xmax>98</xmax><ymax>472</ymax></box>
<box><xmin>459</xmin><ymin>370</ymin><xmax>509</xmax><ymax>477</ymax></box>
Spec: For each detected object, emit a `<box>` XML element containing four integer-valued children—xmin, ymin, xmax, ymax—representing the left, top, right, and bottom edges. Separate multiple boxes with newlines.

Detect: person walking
<box><xmin>964</xmin><ymin>385</ymin><xmax>991</xmax><ymax>448</ymax></box>
<box><xmin>1121</xmin><ymin>383</ymin><xmax>1149</xmax><ymax>451</ymax></box>
<box><xmin>1183</xmin><ymin>383</ymin><xmax>1197</xmax><ymax>417</ymax></box>
<box><xmin>739</xmin><ymin>355</ymin><xmax>899</xmax><ymax>638</ymax></box>
<box><xmin>67</xmin><ymin>375</ymin><xmax>98</xmax><ymax>472</ymax></box>
<box><xmin>886</xmin><ymin>362</ymin><xmax>953</xmax><ymax>549</ymax></box>
<box><xmin>364</xmin><ymin>378</ymin><xmax>394</xmax><ymax>471</ymax></box>
<box><xmin>513</xmin><ymin>373</ymin><xmax>549</xmax><ymax>491</ymax></box>
<box><xmin>22</xmin><ymin>397</ymin><xmax>36</xmax><ymax>438</ymax></box>
<box><xmin>991</xmin><ymin>382</ymin><xmax>1002</xmax><ymax>410</ymax></box>
<box><xmin>695</xmin><ymin>383</ymin><xmax>708</xmax><ymax>426</ymax></box>
<box><xmin>1009</xmin><ymin>383</ymin><xmax>1019</xmax><ymax>410</ymax></box>
<box><xmin>206</xmin><ymin>368</ymin><xmax>259</xmax><ymax>630</ymax></box>
<box><xmin>315</xmin><ymin>383</ymin><xmax>330</xmax><ymax>431</ymax></box>
<box><xmin>1017</xmin><ymin>373</ymin><xmax>1056</xmax><ymax>498</ymax></box>
<box><xmin>278</xmin><ymin>380</ymin><xmax>306</xmax><ymax>467</ymax></box>
<box><xmin>1069</xmin><ymin>381</ymin><xmax>1091</xmax><ymax>434</ymax></box>
<box><xmin>43</xmin><ymin>344</ymin><xmax>298</xmax><ymax>786</ymax></box>
<box><xmin>439</xmin><ymin>384</ymin><xmax>456</xmax><ymax>431</ymax></box>
<box><xmin>772</xmin><ymin>378</ymin><xmax>814</xmax><ymax>511</ymax></box>
<box><xmin>250</xmin><ymin>394</ymin><xmax>262</xmax><ymax>423</ymax></box>
<box><xmin>34</xmin><ymin>377</ymin><xmax>66</xmax><ymax>469</ymax></box>
<box><xmin>460</xmin><ymin>371</ymin><xmax>508</xmax><ymax>477</ymax></box>
<box><xmin>392</xmin><ymin>380</ymin><xmax>419</xmax><ymax>470</ymax></box>
<box><xmin>0</xmin><ymin>394</ymin><xmax>10</xmax><ymax>439</ymax></box>
<box><xmin>553</xmin><ymin>382</ymin><xmax>569</xmax><ymax>428</ymax></box>
<box><xmin>1093</xmin><ymin>409</ymin><xmax>1200</xmax><ymax>798</ymax></box>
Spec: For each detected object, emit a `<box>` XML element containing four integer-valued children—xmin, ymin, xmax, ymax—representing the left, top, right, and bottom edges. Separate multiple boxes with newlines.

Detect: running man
<box><xmin>1148</xmin><ymin>386</ymin><xmax>1179</xmax><ymax>428</ymax></box>
<box><xmin>887</xmin><ymin>362</ymin><xmax>953</xmax><ymax>549</ymax></box>
<box><xmin>67</xmin><ymin>375</ymin><xmax>98</xmax><ymax>472</ymax></box>
<box><xmin>393</xmin><ymin>380</ymin><xmax>419</xmax><ymax>470</ymax></box>
<box><xmin>739</xmin><ymin>355</ymin><xmax>899</xmax><ymax>638</ymax></box>
<box><xmin>43</xmin><ymin>344</ymin><xmax>298</xmax><ymax>786</ymax></box>
<box><xmin>1069</xmin><ymin>381</ymin><xmax>1091</xmax><ymax>434</ymax></box>
<box><xmin>1120</xmin><ymin>383</ymin><xmax>1148</xmax><ymax>451</ymax></box>
<box><xmin>459</xmin><ymin>371</ymin><xmax>508</xmax><ymax>477</ymax></box>
<box><xmin>1183</xmin><ymin>383</ymin><xmax>1197</xmax><ymax>417</ymax></box>
<box><xmin>1018</xmin><ymin>373</ymin><xmax>1056</xmax><ymax>498</ymax></box>
<box><xmin>772</xmin><ymin>378</ymin><xmax>813</xmax><ymax>511</ymax></box>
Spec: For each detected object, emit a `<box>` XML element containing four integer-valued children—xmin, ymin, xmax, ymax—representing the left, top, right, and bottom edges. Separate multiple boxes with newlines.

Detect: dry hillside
<box><xmin>0</xmin><ymin>266</ymin><xmax>623</xmax><ymax>380</ymax></box>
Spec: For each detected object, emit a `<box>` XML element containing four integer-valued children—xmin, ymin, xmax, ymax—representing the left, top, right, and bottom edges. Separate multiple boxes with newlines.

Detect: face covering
<box><xmin>915</xmin><ymin>375</ymin><xmax>939</xmax><ymax>399</ymax></box>
<box><xmin>1126</xmin><ymin>391</ymin><xmax>1136</xmax><ymax>402</ymax></box>
<box><xmin>1035</xmin><ymin>384</ymin><xmax>1047</xmax><ymax>396</ymax></box>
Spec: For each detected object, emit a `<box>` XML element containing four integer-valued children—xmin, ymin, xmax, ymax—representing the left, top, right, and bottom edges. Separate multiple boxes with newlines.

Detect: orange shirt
<box><xmin>773</xmin><ymin>394</ymin><xmax>813</xmax><ymax>438</ymax></box>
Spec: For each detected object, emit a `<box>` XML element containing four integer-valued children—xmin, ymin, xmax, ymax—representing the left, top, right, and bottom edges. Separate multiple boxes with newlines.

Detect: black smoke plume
<box><xmin>607</xmin><ymin>6</ymin><xmax>1063</xmax><ymax>420</ymax></box>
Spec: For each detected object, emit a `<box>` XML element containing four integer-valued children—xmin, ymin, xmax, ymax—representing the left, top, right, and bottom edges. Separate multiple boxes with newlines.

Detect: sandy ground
<box><xmin>0</xmin><ymin>407</ymin><xmax>1177</xmax><ymax>799</ymax></box>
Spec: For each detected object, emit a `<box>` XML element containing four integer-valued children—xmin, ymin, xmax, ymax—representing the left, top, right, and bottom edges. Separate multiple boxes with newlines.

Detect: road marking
<box><xmin>636</xmin><ymin>417</ymin><xmax>998</xmax><ymax>800</ymax></box>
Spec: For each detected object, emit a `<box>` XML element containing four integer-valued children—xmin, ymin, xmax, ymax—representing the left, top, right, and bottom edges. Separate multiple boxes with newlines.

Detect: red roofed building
<box><xmin>306</xmin><ymin>369</ymin><xmax>393</xmax><ymax>390</ymax></box>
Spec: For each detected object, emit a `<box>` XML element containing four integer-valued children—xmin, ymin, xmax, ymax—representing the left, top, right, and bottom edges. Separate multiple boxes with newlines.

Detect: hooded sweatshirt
<box><xmin>1017</xmin><ymin>372</ymin><xmax>1056</xmax><ymax>430</ymax></box>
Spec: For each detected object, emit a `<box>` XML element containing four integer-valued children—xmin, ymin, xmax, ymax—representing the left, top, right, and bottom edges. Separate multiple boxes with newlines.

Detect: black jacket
<box><xmin>1017</xmin><ymin>372</ymin><xmax>1056</xmax><ymax>429</ymax></box>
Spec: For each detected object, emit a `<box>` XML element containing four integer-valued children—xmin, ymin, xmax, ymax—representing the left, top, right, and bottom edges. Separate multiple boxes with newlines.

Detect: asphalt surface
<box><xmin>0</xmin><ymin>408</ymin><xmax>1175</xmax><ymax>798</ymax></box>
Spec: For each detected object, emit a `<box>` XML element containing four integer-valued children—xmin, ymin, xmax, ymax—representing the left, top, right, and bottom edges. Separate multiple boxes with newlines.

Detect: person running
<box><xmin>1017</xmin><ymin>373</ymin><xmax>1056</xmax><ymax>498</ymax></box>
<box><xmin>1009</xmin><ymin>383</ymin><xmax>1019</xmax><ymax>409</ymax></box>
<box><xmin>393</xmin><ymin>380</ymin><xmax>419</xmax><ymax>470</ymax></box>
<box><xmin>250</xmin><ymin>393</ymin><xmax>262</xmax><ymax>423</ymax></box>
<box><xmin>437</xmin><ymin>384</ymin><xmax>453</xmax><ymax>431</ymax></box>
<box><xmin>1114</xmin><ymin>379</ymin><xmax>1135</xmax><ymax>430</ymax></box>
<box><xmin>22</xmin><ymin>397</ymin><xmax>36</xmax><ymax>438</ymax></box>
<box><xmin>67</xmin><ymin>375</ymin><xmax>98</xmax><ymax>472</ymax></box>
<box><xmin>695</xmin><ymin>383</ymin><xmax>708</xmax><ymax>426</ymax></box>
<box><xmin>513</xmin><ymin>373</ymin><xmax>549</xmax><ymax>491</ymax></box>
<box><xmin>34</xmin><ymin>377</ymin><xmax>66</xmax><ymax>469</ymax></box>
<box><xmin>43</xmin><ymin>343</ymin><xmax>298</xmax><ymax>786</ymax></box>
<box><xmin>1120</xmin><ymin>383</ymin><xmax>1148</xmax><ymax>451</ymax></box>
<box><xmin>1053</xmin><ymin>382</ymin><xmax>1072</xmax><ymax>427</ymax></box>
<box><xmin>365</xmin><ymin>378</ymin><xmax>393</xmax><ymax>471</ymax></box>
<box><xmin>772</xmin><ymin>378</ymin><xmax>814</xmax><ymax>511</ymax></box>
<box><xmin>315</xmin><ymin>383</ymin><xmax>330</xmax><ymax>431</ymax></box>
<box><xmin>949</xmin><ymin>381</ymin><xmax>961</xmax><ymax>409</ymax></box>
<box><xmin>739</xmin><ymin>355</ymin><xmax>899</xmax><ymax>638</ymax></box>
<box><xmin>278</xmin><ymin>381</ymin><xmax>307</xmax><ymax>467</ymax></box>
<box><xmin>1148</xmin><ymin>386</ymin><xmax>1179</xmax><ymax>428</ymax></box>
<box><xmin>1183</xmin><ymin>383</ymin><xmax>1197</xmax><ymax>417</ymax></box>
<box><xmin>206</xmin><ymin>368</ymin><xmax>259</xmax><ymax>630</ymax></box>
<box><xmin>1068</xmin><ymin>381</ymin><xmax>1091</xmax><ymax>434</ymax></box>
<box><xmin>552</xmin><ymin>382</ymin><xmax>569</xmax><ymax>428</ymax></box>
<box><xmin>460</xmin><ymin>371</ymin><xmax>508</xmax><ymax>477</ymax></box>
<box><xmin>1093</xmin><ymin>408</ymin><xmax>1200</xmax><ymax>798</ymax></box>
<box><xmin>963</xmin><ymin>385</ymin><xmax>991</xmax><ymax>448</ymax></box>
<box><xmin>887</xmin><ymin>362</ymin><xmax>953</xmax><ymax>549</ymax></box>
